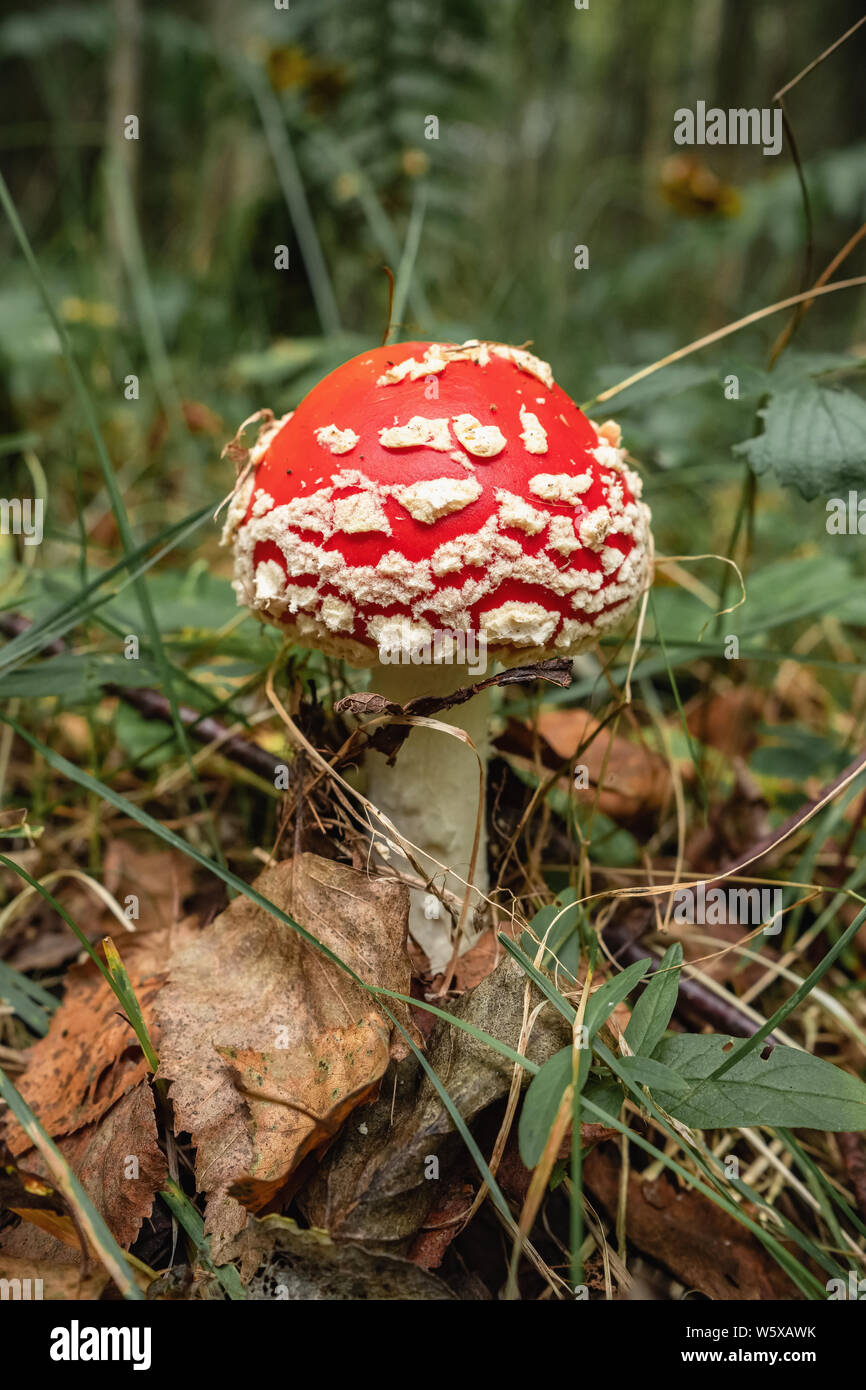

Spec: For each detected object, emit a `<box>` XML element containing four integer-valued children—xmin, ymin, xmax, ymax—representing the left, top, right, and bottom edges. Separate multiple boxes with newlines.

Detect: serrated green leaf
<box><xmin>624</xmin><ymin>941</ymin><xmax>683</xmax><ymax>1057</ymax></box>
<box><xmin>733</xmin><ymin>383</ymin><xmax>866</xmax><ymax>500</ymax></box>
<box><xmin>650</xmin><ymin>1034</ymin><xmax>866</xmax><ymax>1131</ymax></box>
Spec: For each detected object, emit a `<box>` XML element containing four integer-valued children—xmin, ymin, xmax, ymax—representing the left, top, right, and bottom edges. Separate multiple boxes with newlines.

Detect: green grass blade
<box><xmin>0</xmin><ymin>958</ymin><xmax>57</xmax><ymax>1035</ymax></box>
<box><xmin>705</xmin><ymin>901</ymin><xmax>866</xmax><ymax>1083</ymax></box>
<box><xmin>160</xmin><ymin>1180</ymin><xmax>247</xmax><ymax>1300</ymax></box>
<box><xmin>0</xmin><ymin>172</ymin><xmax>226</xmax><ymax>871</ymax></box>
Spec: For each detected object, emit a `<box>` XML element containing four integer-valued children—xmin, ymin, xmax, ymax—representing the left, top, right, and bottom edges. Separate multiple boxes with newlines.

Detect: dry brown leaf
<box><xmin>429</xmin><ymin>927</ymin><xmax>503</xmax><ymax>995</ymax></box>
<box><xmin>225</xmin><ymin>1213</ymin><xmax>456</xmax><ymax>1299</ymax></box>
<box><xmin>494</xmin><ymin>1122</ymin><xmax>616</xmax><ymax>1209</ymax></box>
<box><xmin>0</xmin><ymin>1140</ymin><xmax>86</xmax><ymax>1253</ymax></box>
<box><xmin>1</xmin><ymin>1140</ymin><xmax>66</xmax><ymax>1214</ymax></box>
<box><xmin>2</xmin><ymin>919</ymin><xmax>195</xmax><ymax>1156</ymax></box>
<box><xmin>335</xmin><ymin>657</ymin><xmax>572</xmax><ymax>724</ymax></box>
<box><xmin>44</xmin><ymin>1082</ymin><xmax>164</xmax><ymax>1249</ymax></box>
<box><xmin>685</xmin><ymin>685</ymin><xmax>764</xmax><ymax>758</ymax></box>
<box><xmin>335</xmin><ymin>659</ymin><xmax>572</xmax><ymax>763</ymax></box>
<box><xmin>536</xmin><ymin>708</ymin><xmax>672</xmax><ymax>821</ymax></box>
<box><xmin>495</xmin><ymin>710</ymin><xmax>671</xmax><ymax>824</ymax></box>
<box><xmin>4</xmin><ymin>841</ymin><xmax>196</xmax><ymax>973</ymax></box>
<box><xmin>300</xmin><ymin>954</ymin><xmax>570</xmax><ymax>1247</ymax></box>
<box><xmin>684</xmin><ymin>760</ymin><xmax>771</xmax><ymax>873</ymax></box>
<box><xmin>155</xmin><ymin>854</ymin><xmax>414</xmax><ymax>1256</ymax></box>
<box><xmin>0</xmin><ymin>1254</ymin><xmax>108</xmax><ymax>1300</ymax></box>
<box><xmin>407</xmin><ymin>1180</ymin><xmax>474</xmax><ymax>1269</ymax></box>
<box><xmin>3</xmin><ymin>1082</ymin><xmax>166</xmax><ymax>1258</ymax></box>
<box><xmin>584</xmin><ymin>1145</ymin><xmax>799</xmax><ymax>1300</ymax></box>
<box><xmin>102</xmin><ymin>841</ymin><xmax>196</xmax><ymax>932</ymax></box>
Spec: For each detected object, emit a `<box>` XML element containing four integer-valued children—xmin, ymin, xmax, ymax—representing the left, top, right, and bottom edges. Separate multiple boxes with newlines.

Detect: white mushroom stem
<box><xmin>364</xmin><ymin>661</ymin><xmax>489</xmax><ymax>976</ymax></box>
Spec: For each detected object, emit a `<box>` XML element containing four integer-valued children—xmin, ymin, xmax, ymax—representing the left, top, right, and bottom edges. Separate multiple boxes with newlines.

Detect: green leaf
<box><xmin>624</xmin><ymin>942</ymin><xmax>683</xmax><ymax>1057</ymax></box>
<box><xmin>650</xmin><ymin>1034</ymin><xmax>866</xmax><ymax>1131</ymax></box>
<box><xmin>518</xmin><ymin>960</ymin><xmax>650</xmax><ymax>1168</ymax></box>
<box><xmin>582</xmin><ymin>1077</ymin><xmax>623</xmax><ymax>1121</ymax></box>
<box><xmin>519</xmin><ymin>1045</ymin><xmax>572</xmax><ymax>1168</ymax></box>
<box><xmin>114</xmin><ymin>701</ymin><xmax>179</xmax><ymax>770</ymax></box>
<box><xmin>577</xmin><ymin>808</ymin><xmax>639</xmax><ymax>867</ymax></box>
<box><xmin>102</xmin><ymin>939</ymin><xmax>159</xmax><ymax>1074</ymax></box>
<box><xmin>583</xmin><ymin>959</ymin><xmax>650</xmax><ymax>1039</ymax></box>
<box><xmin>581</xmin><ymin>1054</ymin><xmax>827</xmax><ymax>1300</ymax></box>
<box><xmin>615</xmin><ymin>1054</ymin><xmax>690</xmax><ymax>1095</ymax></box>
<box><xmin>549</xmin><ymin>1158</ymin><xmax>567</xmax><ymax>1190</ymax></box>
<box><xmin>521</xmin><ymin>888</ymin><xmax>582</xmax><ymax>981</ymax></box>
<box><xmin>733</xmin><ymin>383</ymin><xmax>866</xmax><ymax>500</ymax></box>
<box><xmin>749</xmin><ymin>725</ymin><xmax>846</xmax><ymax>782</ymax></box>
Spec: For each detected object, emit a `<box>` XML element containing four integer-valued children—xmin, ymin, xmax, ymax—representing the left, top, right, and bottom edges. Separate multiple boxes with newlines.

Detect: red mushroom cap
<box><xmin>222</xmin><ymin>341</ymin><xmax>652</xmax><ymax>664</ymax></box>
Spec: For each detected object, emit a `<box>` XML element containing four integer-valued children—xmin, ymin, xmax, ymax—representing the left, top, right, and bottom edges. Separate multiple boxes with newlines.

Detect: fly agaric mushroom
<box><xmin>221</xmin><ymin>341</ymin><xmax>652</xmax><ymax>973</ymax></box>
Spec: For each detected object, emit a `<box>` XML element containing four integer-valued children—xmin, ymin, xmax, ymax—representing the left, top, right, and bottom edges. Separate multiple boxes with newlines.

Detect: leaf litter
<box><xmin>155</xmin><ymin>855</ymin><xmax>418</xmax><ymax>1255</ymax></box>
